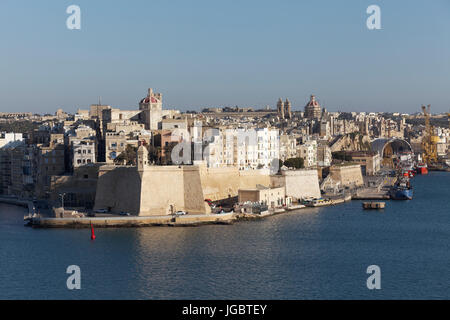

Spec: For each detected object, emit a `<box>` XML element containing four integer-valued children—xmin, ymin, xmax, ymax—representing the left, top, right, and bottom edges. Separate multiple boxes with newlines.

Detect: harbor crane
<box><xmin>421</xmin><ymin>105</ymin><xmax>439</xmax><ymax>165</ymax></box>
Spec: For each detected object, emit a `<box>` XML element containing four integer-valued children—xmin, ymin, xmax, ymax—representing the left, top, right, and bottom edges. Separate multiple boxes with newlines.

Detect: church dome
<box><xmin>305</xmin><ymin>95</ymin><xmax>320</xmax><ymax>108</ymax></box>
<box><xmin>140</xmin><ymin>96</ymin><xmax>159</xmax><ymax>104</ymax></box>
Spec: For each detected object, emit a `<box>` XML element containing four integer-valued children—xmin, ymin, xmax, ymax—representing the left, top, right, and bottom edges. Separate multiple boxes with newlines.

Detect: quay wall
<box><xmin>33</xmin><ymin>213</ymin><xmax>235</xmax><ymax>228</ymax></box>
<box><xmin>0</xmin><ymin>197</ymin><xmax>30</xmax><ymax>208</ymax></box>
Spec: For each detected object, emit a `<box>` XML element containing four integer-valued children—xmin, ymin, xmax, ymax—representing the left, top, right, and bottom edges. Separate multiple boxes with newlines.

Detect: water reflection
<box><xmin>1</xmin><ymin>172</ymin><xmax>449</xmax><ymax>299</ymax></box>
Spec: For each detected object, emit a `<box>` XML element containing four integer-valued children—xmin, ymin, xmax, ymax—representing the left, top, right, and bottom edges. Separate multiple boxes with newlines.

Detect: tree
<box><xmin>284</xmin><ymin>157</ymin><xmax>304</xmax><ymax>169</ymax></box>
<box><xmin>114</xmin><ymin>145</ymin><xmax>137</xmax><ymax>165</ymax></box>
<box><xmin>162</xmin><ymin>142</ymin><xmax>178</xmax><ymax>165</ymax></box>
<box><xmin>332</xmin><ymin>151</ymin><xmax>353</xmax><ymax>162</ymax></box>
<box><xmin>146</xmin><ymin>144</ymin><xmax>160</xmax><ymax>164</ymax></box>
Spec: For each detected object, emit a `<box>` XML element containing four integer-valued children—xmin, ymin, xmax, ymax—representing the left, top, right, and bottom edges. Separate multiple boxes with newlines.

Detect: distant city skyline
<box><xmin>1</xmin><ymin>0</ymin><xmax>449</xmax><ymax>114</ymax></box>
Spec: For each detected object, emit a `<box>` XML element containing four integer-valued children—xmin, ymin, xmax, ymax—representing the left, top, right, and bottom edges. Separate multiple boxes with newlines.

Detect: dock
<box><xmin>362</xmin><ymin>202</ymin><xmax>386</xmax><ymax>210</ymax></box>
<box><xmin>352</xmin><ymin>175</ymin><xmax>396</xmax><ymax>200</ymax></box>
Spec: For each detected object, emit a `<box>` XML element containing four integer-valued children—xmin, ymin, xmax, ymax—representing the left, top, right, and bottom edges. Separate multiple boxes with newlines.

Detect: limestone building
<box><xmin>203</xmin><ymin>127</ymin><xmax>279</xmax><ymax>170</ymax></box>
<box><xmin>277</xmin><ymin>98</ymin><xmax>285</xmax><ymax>119</ymax></box>
<box><xmin>139</xmin><ymin>88</ymin><xmax>163</xmax><ymax>130</ymax></box>
<box><xmin>284</xmin><ymin>98</ymin><xmax>292</xmax><ymax>119</ymax></box>
<box><xmin>139</xmin><ymin>88</ymin><xmax>180</xmax><ymax>130</ymax></box>
<box><xmin>304</xmin><ymin>95</ymin><xmax>322</xmax><ymax>120</ymax></box>
<box><xmin>279</xmin><ymin>134</ymin><xmax>297</xmax><ymax>161</ymax></box>
<box><xmin>0</xmin><ymin>132</ymin><xmax>23</xmax><ymax>148</ymax></box>
<box><xmin>277</xmin><ymin>98</ymin><xmax>292</xmax><ymax>119</ymax></box>
<box><xmin>238</xmin><ymin>185</ymin><xmax>286</xmax><ymax>208</ymax></box>
<box><xmin>297</xmin><ymin>140</ymin><xmax>317</xmax><ymax>168</ymax></box>
<box><xmin>72</xmin><ymin>139</ymin><xmax>96</xmax><ymax>168</ymax></box>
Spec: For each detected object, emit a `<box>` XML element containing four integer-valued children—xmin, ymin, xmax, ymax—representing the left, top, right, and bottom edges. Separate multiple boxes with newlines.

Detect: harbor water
<box><xmin>0</xmin><ymin>172</ymin><xmax>449</xmax><ymax>299</ymax></box>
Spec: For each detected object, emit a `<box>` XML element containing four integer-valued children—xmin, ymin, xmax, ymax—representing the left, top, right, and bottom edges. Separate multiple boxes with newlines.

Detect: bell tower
<box><xmin>137</xmin><ymin>144</ymin><xmax>149</xmax><ymax>173</ymax></box>
<box><xmin>277</xmin><ymin>98</ymin><xmax>285</xmax><ymax>119</ymax></box>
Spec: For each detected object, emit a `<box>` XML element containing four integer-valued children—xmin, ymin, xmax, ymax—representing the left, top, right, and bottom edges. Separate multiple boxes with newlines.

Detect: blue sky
<box><xmin>0</xmin><ymin>0</ymin><xmax>449</xmax><ymax>114</ymax></box>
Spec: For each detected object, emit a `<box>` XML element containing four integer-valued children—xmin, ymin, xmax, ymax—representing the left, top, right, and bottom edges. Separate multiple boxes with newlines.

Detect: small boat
<box><xmin>362</xmin><ymin>202</ymin><xmax>385</xmax><ymax>210</ymax></box>
<box><xmin>401</xmin><ymin>168</ymin><xmax>414</xmax><ymax>178</ymax></box>
<box><xmin>305</xmin><ymin>198</ymin><xmax>333</xmax><ymax>207</ymax></box>
<box><xmin>415</xmin><ymin>163</ymin><xmax>428</xmax><ymax>175</ymax></box>
<box><xmin>24</xmin><ymin>213</ymin><xmax>38</xmax><ymax>226</ymax></box>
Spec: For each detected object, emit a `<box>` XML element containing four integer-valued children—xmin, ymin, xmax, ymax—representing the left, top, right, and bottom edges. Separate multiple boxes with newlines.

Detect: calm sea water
<box><xmin>0</xmin><ymin>172</ymin><xmax>449</xmax><ymax>300</ymax></box>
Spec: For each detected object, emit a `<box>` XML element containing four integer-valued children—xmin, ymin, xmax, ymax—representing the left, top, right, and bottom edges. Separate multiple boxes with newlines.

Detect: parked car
<box><xmin>94</xmin><ymin>208</ymin><xmax>108</xmax><ymax>213</ymax></box>
<box><xmin>119</xmin><ymin>211</ymin><xmax>130</xmax><ymax>216</ymax></box>
<box><xmin>175</xmin><ymin>211</ymin><xmax>187</xmax><ymax>215</ymax></box>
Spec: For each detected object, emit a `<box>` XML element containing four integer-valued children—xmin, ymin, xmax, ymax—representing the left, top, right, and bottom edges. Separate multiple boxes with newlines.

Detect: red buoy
<box><xmin>90</xmin><ymin>223</ymin><xmax>96</xmax><ymax>240</ymax></box>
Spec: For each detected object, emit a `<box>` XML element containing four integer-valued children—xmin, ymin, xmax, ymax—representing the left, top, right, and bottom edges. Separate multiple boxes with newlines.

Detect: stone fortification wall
<box><xmin>139</xmin><ymin>166</ymin><xmax>186</xmax><ymax>215</ymax></box>
<box><xmin>94</xmin><ymin>166</ymin><xmax>141</xmax><ymax>214</ymax></box>
<box><xmin>329</xmin><ymin>165</ymin><xmax>364</xmax><ymax>187</ymax></box>
<box><xmin>139</xmin><ymin>165</ymin><xmax>211</xmax><ymax>215</ymax></box>
<box><xmin>94</xmin><ymin>165</ymin><xmax>272</xmax><ymax>216</ymax></box>
<box><xmin>271</xmin><ymin>169</ymin><xmax>321</xmax><ymax>200</ymax></box>
<box><xmin>199</xmin><ymin>166</ymin><xmax>271</xmax><ymax>201</ymax></box>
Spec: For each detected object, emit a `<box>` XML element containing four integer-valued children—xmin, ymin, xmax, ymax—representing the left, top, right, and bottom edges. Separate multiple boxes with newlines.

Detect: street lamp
<box><xmin>59</xmin><ymin>193</ymin><xmax>66</xmax><ymax>209</ymax></box>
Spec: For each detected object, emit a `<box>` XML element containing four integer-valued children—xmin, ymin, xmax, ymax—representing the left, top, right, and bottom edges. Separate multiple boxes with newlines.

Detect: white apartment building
<box><xmin>72</xmin><ymin>139</ymin><xmax>96</xmax><ymax>168</ymax></box>
<box><xmin>0</xmin><ymin>132</ymin><xmax>23</xmax><ymax>148</ymax></box>
<box><xmin>204</xmin><ymin>127</ymin><xmax>279</xmax><ymax>170</ymax></box>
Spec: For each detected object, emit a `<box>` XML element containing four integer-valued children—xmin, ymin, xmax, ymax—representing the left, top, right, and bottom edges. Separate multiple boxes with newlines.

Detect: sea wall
<box><xmin>139</xmin><ymin>166</ymin><xmax>211</xmax><ymax>216</ymax></box>
<box><xmin>94</xmin><ymin>165</ymin><xmax>141</xmax><ymax>214</ymax></box>
<box><xmin>33</xmin><ymin>212</ymin><xmax>235</xmax><ymax>228</ymax></box>
<box><xmin>271</xmin><ymin>170</ymin><xmax>321</xmax><ymax>200</ymax></box>
<box><xmin>199</xmin><ymin>166</ymin><xmax>271</xmax><ymax>201</ymax></box>
<box><xmin>329</xmin><ymin>165</ymin><xmax>364</xmax><ymax>187</ymax></box>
